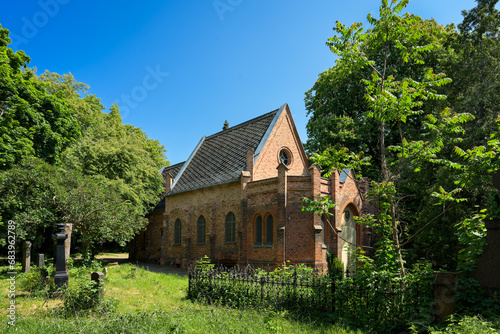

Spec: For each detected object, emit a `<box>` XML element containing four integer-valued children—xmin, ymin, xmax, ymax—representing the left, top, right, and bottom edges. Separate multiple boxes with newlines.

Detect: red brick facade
<box><xmin>130</xmin><ymin>104</ymin><xmax>373</xmax><ymax>271</ymax></box>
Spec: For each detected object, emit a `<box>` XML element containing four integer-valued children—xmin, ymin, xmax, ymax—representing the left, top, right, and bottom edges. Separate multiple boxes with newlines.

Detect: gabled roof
<box><xmin>161</xmin><ymin>162</ymin><xmax>185</xmax><ymax>179</ymax></box>
<box><xmin>168</xmin><ymin>105</ymin><xmax>283</xmax><ymax>195</ymax></box>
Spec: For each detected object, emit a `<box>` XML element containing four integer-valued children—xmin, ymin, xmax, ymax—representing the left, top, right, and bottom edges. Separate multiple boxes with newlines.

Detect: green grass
<box><xmin>0</xmin><ymin>261</ymin><xmax>364</xmax><ymax>333</ymax></box>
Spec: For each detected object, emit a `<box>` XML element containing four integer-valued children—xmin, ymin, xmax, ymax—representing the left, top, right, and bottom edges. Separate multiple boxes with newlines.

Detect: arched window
<box><xmin>254</xmin><ymin>215</ymin><xmax>262</xmax><ymax>245</ymax></box>
<box><xmin>265</xmin><ymin>215</ymin><xmax>274</xmax><ymax>245</ymax></box>
<box><xmin>197</xmin><ymin>216</ymin><xmax>206</xmax><ymax>244</ymax></box>
<box><xmin>174</xmin><ymin>219</ymin><xmax>181</xmax><ymax>245</ymax></box>
<box><xmin>225</xmin><ymin>212</ymin><xmax>236</xmax><ymax>243</ymax></box>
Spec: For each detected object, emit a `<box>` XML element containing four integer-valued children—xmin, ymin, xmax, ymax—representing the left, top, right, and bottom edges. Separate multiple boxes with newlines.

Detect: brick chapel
<box><xmin>130</xmin><ymin>104</ymin><xmax>372</xmax><ymax>271</ymax></box>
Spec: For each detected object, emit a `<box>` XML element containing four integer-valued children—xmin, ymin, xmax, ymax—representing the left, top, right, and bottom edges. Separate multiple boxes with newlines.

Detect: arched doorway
<box><xmin>340</xmin><ymin>206</ymin><xmax>357</xmax><ymax>274</ymax></box>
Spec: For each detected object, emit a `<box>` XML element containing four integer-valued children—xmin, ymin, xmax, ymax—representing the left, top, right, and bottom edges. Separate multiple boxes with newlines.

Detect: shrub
<box><xmin>427</xmin><ymin>315</ymin><xmax>499</xmax><ymax>334</ymax></box>
<box><xmin>18</xmin><ymin>264</ymin><xmax>54</xmax><ymax>296</ymax></box>
<box><xmin>59</xmin><ymin>266</ymin><xmax>117</xmax><ymax>316</ymax></box>
<box><xmin>189</xmin><ymin>257</ymin><xmax>436</xmax><ymax>333</ymax></box>
<box><xmin>327</xmin><ymin>252</ymin><xmax>344</xmax><ymax>280</ymax></box>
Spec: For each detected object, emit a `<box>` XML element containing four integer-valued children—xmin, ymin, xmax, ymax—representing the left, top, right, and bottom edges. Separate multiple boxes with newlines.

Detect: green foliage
<box><xmin>426</xmin><ymin>315</ymin><xmax>500</xmax><ymax>334</ymax></box>
<box><xmin>303</xmin><ymin>0</ymin><xmax>500</xmax><ymax>274</ymax></box>
<box><xmin>333</xmin><ymin>267</ymin><xmax>435</xmax><ymax>332</ymax></box>
<box><xmin>0</xmin><ymin>263</ymin><xmax>365</xmax><ymax>334</ymax></box>
<box><xmin>0</xmin><ymin>158</ymin><xmax>149</xmax><ymax>253</ymax></box>
<box><xmin>54</xmin><ymin>265</ymin><xmax>117</xmax><ymax>316</ymax></box>
<box><xmin>0</xmin><ymin>31</ymin><xmax>168</xmax><ymax>251</ymax></box>
<box><xmin>0</xmin><ymin>25</ymin><xmax>81</xmax><ymax>170</ymax></box>
<box><xmin>455</xmin><ymin>212</ymin><xmax>488</xmax><ymax>273</ymax></box>
<box><xmin>305</xmin><ymin>3</ymin><xmax>454</xmax><ymax>180</ymax></box>
<box><xmin>301</xmin><ymin>196</ymin><xmax>336</xmax><ymax>217</ymax></box>
<box><xmin>327</xmin><ymin>252</ymin><xmax>344</xmax><ymax>280</ymax></box>
<box><xmin>196</xmin><ymin>255</ymin><xmax>215</xmax><ymax>273</ymax></box>
<box><xmin>189</xmin><ymin>257</ymin><xmax>435</xmax><ymax>332</ymax></box>
<box><xmin>18</xmin><ymin>266</ymin><xmax>51</xmax><ymax>297</ymax></box>
<box><xmin>59</xmin><ymin>101</ymin><xmax>167</xmax><ymax>216</ymax></box>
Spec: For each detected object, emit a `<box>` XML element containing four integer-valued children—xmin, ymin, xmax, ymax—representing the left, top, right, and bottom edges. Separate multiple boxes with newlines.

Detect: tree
<box><xmin>0</xmin><ymin>25</ymin><xmax>81</xmax><ymax>169</ymax></box>
<box><xmin>305</xmin><ymin>10</ymin><xmax>453</xmax><ymax>180</ymax></box>
<box><xmin>304</xmin><ymin>0</ymin><xmax>500</xmax><ymax>275</ymax></box>
<box><xmin>0</xmin><ymin>158</ymin><xmax>149</xmax><ymax>254</ymax></box>
<box><xmin>38</xmin><ymin>72</ymin><xmax>168</xmax><ymax>216</ymax></box>
<box><xmin>444</xmin><ymin>0</ymin><xmax>500</xmax><ymax>146</ymax></box>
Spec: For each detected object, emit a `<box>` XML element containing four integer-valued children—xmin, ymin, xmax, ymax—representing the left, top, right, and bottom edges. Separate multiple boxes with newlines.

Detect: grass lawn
<box><xmin>0</xmin><ymin>260</ymin><xmax>364</xmax><ymax>333</ymax></box>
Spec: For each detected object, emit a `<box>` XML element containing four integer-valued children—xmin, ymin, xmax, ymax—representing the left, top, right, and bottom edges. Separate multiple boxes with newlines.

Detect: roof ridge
<box><xmin>163</xmin><ymin>161</ymin><xmax>185</xmax><ymax>170</ymax></box>
<box><xmin>205</xmin><ymin>108</ymin><xmax>279</xmax><ymax>140</ymax></box>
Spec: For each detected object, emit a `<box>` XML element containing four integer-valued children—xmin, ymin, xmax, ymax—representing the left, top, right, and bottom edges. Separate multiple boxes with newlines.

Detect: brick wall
<box><xmin>132</xmin><ymin>107</ymin><xmax>374</xmax><ymax>271</ymax></box>
<box><xmin>253</xmin><ymin>107</ymin><xmax>309</xmax><ymax>180</ymax></box>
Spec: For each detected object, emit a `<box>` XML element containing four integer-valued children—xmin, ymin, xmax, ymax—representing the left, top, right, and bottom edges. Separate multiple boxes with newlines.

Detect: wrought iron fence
<box><xmin>188</xmin><ymin>264</ymin><xmax>434</xmax><ymax>331</ymax></box>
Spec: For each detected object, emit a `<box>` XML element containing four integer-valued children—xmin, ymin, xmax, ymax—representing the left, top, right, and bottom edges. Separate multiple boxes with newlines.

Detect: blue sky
<box><xmin>0</xmin><ymin>0</ymin><xmax>492</xmax><ymax>164</ymax></box>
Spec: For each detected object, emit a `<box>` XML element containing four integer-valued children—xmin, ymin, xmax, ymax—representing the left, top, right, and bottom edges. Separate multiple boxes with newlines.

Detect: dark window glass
<box><xmin>197</xmin><ymin>216</ymin><xmax>206</xmax><ymax>244</ymax></box>
<box><xmin>279</xmin><ymin>150</ymin><xmax>290</xmax><ymax>165</ymax></box>
<box><xmin>225</xmin><ymin>212</ymin><xmax>236</xmax><ymax>243</ymax></box>
<box><xmin>266</xmin><ymin>215</ymin><xmax>273</xmax><ymax>244</ymax></box>
<box><xmin>174</xmin><ymin>219</ymin><xmax>182</xmax><ymax>245</ymax></box>
<box><xmin>255</xmin><ymin>215</ymin><xmax>262</xmax><ymax>244</ymax></box>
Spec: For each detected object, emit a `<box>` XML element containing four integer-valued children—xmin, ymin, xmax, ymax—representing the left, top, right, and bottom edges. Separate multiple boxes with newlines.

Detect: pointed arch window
<box><xmin>265</xmin><ymin>214</ymin><xmax>274</xmax><ymax>245</ymax></box>
<box><xmin>254</xmin><ymin>215</ymin><xmax>262</xmax><ymax>245</ymax></box>
<box><xmin>197</xmin><ymin>216</ymin><xmax>206</xmax><ymax>244</ymax></box>
<box><xmin>174</xmin><ymin>219</ymin><xmax>182</xmax><ymax>245</ymax></box>
<box><xmin>225</xmin><ymin>212</ymin><xmax>236</xmax><ymax>243</ymax></box>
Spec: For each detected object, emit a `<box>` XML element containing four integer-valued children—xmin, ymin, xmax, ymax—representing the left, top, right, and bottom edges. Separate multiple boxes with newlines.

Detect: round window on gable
<box><xmin>279</xmin><ymin>149</ymin><xmax>291</xmax><ymax>166</ymax></box>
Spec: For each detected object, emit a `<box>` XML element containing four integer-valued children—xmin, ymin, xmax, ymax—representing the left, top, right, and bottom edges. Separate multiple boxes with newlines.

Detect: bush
<box><xmin>57</xmin><ymin>266</ymin><xmax>117</xmax><ymax>316</ymax></box>
<box><xmin>18</xmin><ymin>264</ymin><xmax>54</xmax><ymax>296</ymax></box>
<box><xmin>189</xmin><ymin>257</ymin><xmax>436</xmax><ymax>333</ymax></box>
<box><xmin>427</xmin><ymin>315</ymin><xmax>499</xmax><ymax>334</ymax></box>
<box><xmin>327</xmin><ymin>252</ymin><xmax>344</xmax><ymax>280</ymax></box>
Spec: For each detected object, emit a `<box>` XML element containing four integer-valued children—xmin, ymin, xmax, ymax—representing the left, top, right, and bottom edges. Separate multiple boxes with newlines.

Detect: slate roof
<box><xmin>168</xmin><ymin>107</ymin><xmax>281</xmax><ymax>195</ymax></box>
<box><xmin>161</xmin><ymin>162</ymin><xmax>185</xmax><ymax>179</ymax></box>
<box><xmin>148</xmin><ymin>163</ymin><xmax>186</xmax><ymax>214</ymax></box>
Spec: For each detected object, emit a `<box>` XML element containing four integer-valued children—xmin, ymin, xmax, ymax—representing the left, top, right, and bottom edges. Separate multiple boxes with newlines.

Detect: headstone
<box><xmin>38</xmin><ymin>253</ymin><xmax>45</xmax><ymax>268</ymax></box>
<box><xmin>434</xmin><ymin>272</ymin><xmax>458</xmax><ymax>322</ymax></box>
<box><xmin>22</xmin><ymin>241</ymin><xmax>31</xmax><ymax>273</ymax></box>
<box><xmin>91</xmin><ymin>272</ymin><xmax>105</xmax><ymax>300</ymax></box>
<box><xmin>103</xmin><ymin>267</ymin><xmax>108</xmax><ymax>277</ymax></box>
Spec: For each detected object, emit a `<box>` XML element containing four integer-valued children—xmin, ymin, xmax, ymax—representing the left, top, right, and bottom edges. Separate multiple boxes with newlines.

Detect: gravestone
<box><xmin>434</xmin><ymin>272</ymin><xmax>458</xmax><ymax>322</ymax></box>
<box><xmin>38</xmin><ymin>253</ymin><xmax>45</xmax><ymax>268</ymax></box>
<box><xmin>103</xmin><ymin>267</ymin><xmax>108</xmax><ymax>277</ymax></box>
<box><xmin>91</xmin><ymin>272</ymin><xmax>105</xmax><ymax>300</ymax></box>
<box><xmin>38</xmin><ymin>253</ymin><xmax>48</xmax><ymax>284</ymax></box>
<box><xmin>22</xmin><ymin>241</ymin><xmax>31</xmax><ymax>273</ymax></box>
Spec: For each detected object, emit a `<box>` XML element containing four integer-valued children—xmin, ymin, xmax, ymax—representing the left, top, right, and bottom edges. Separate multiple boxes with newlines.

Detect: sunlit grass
<box><xmin>0</xmin><ymin>260</ymin><xmax>364</xmax><ymax>333</ymax></box>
